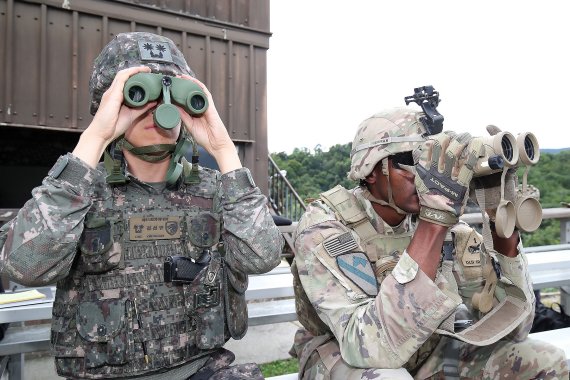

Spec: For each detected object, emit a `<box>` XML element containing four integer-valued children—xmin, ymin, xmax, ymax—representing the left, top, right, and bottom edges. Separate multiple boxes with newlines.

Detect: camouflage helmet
<box><xmin>89</xmin><ymin>32</ymin><xmax>195</xmax><ymax>115</ymax></box>
<box><xmin>348</xmin><ymin>107</ymin><xmax>427</xmax><ymax>180</ymax></box>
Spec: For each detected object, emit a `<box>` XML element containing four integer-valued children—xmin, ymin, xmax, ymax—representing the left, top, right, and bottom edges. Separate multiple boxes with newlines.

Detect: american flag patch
<box><xmin>323</xmin><ymin>232</ymin><xmax>358</xmax><ymax>257</ymax></box>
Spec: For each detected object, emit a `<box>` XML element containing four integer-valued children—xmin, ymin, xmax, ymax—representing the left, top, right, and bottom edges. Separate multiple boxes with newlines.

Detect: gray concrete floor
<box><xmin>18</xmin><ymin>321</ymin><xmax>300</xmax><ymax>380</ymax></box>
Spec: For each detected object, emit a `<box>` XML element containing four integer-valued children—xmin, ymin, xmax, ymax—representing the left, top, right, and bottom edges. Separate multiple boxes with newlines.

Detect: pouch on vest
<box><xmin>186</xmin><ymin>212</ymin><xmax>221</xmax><ymax>258</ymax></box>
<box><xmin>450</xmin><ymin>223</ymin><xmax>484</xmax><ymax>308</ymax></box>
<box><xmin>76</xmin><ymin>298</ymin><xmax>132</xmax><ymax>367</ymax></box>
<box><xmin>435</xmin><ymin>243</ymin><xmax>531</xmax><ymax>346</ymax></box>
<box><xmin>79</xmin><ymin>218</ymin><xmax>122</xmax><ymax>273</ymax></box>
<box><xmin>223</xmin><ymin>264</ymin><xmax>249</xmax><ymax>339</ymax></box>
<box><xmin>184</xmin><ymin>251</ymin><xmax>227</xmax><ymax>349</ymax></box>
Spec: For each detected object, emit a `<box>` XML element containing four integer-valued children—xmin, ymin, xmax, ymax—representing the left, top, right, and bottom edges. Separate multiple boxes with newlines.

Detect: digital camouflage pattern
<box><xmin>291</xmin><ymin>185</ymin><xmax>569</xmax><ymax>379</ymax></box>
<box><xmin>191</xmin><ymin>348</ymin><xmax>264</xmax><ymax>379</ymax></box>
<box><xmin>0</xmin><ymin>153</ymin><xmax>283</xmax><ymax>379</ymax></box>
<box><xmin>89</xmin><ymin>32</ymin><xmax>195</xmax><ymax>115</ymax></box>
<box><xmin>348</xmin><ymin>107</ymin><xmax>427</xmax><ymax>181</ymax></box>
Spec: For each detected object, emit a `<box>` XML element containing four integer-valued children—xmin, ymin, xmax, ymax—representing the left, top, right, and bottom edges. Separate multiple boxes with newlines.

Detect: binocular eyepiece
<box><xmin>470</xmin><ymin>127</ymin><xmax>542</xmax><ymax>238</ymax></box>
<box><xmin>473</xmin><ymin>129</ymin><xmax>540</xmax><ymax>177</ymax></box>
<box><xmin>123</xmin><ymin>73</ymin><xmax>209</xmax><ymax>130</ymax></box>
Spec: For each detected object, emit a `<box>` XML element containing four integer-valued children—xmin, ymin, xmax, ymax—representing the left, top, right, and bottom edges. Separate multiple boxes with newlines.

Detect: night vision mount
<box><xmin>404</xmin><ymin>85</ymin><xmax>443</xmax><ymax>136</ymax></box>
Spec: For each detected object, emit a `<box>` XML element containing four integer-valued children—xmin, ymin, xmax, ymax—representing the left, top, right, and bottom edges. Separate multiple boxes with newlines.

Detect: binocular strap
<box><xmin>435</xmin><ymin>284</ymin><xmax>530</xmax><ymax>346</ymax></box>
<box><xmin>435</xmin><ymin>186</ymin><xmax>531</xmax><ymax>345</ymax></box>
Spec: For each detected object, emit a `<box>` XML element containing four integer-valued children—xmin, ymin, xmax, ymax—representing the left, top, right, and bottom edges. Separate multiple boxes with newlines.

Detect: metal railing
<box><xmin>278</xmin><ymin>207</ymin><xmax>570</xmax><ymax>258</ymax></box>
<box><xmin>268</xmin><ymin>155</ymin><xmax>306</xmax><ymax>221</ymax></box>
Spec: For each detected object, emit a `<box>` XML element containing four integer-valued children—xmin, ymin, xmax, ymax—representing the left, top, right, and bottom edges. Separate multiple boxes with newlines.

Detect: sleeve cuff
<box><xmin>47</xmin><ymin>153</ymin><xmax>98</xmax><ymax>194</ymax></box>
<box><xmin>220</xmin><ymin>167</ymin><xmax>257</xmax><ymax>202</ymax></box>
<box><xmin>392</xmin><ymin>250</ymin><xmax>419</xmax><ymax>284</ymax></box>
<box><xmin>495</xmin><ymin>252</ymin><xmax>525</xmax><ymax>275</ymax></box>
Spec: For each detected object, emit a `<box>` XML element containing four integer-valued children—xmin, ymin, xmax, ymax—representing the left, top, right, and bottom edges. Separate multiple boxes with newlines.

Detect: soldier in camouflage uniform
<box><xmin>290</xmin><ymin>107</ymin><xmax>569</xmax><ymax>379</ymax></box>
<box><xmin>0</xmin><ymin>32</ymin><xmax>284</xmax><ymax>379</ymax></box>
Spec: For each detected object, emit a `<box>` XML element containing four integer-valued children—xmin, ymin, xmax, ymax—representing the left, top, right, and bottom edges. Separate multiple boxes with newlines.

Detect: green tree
<box><xmin>271</xmin><ymin>143</ymin><xmax>356</xmax><ymax>202</ymax></box>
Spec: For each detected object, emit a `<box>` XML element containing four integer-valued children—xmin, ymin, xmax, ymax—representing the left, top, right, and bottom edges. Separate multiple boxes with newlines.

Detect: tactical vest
<box><xmin>293</xmin><ymin>185</ymin><xmax>532</xmax><ymax>375</ymax></box>
<box><xmin>50</xmin><ymin>165</ymin><xmax>248</xmax><ymax>379</ymax></box>
<box><xmin>292</xmin><ymin>185</ymin><xmax>439</xmax><ymax>373</ymax></box>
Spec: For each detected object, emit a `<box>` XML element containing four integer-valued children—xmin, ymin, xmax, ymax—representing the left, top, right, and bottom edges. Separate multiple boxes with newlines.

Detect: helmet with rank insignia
<box><xmin>88</xmin><ymin>32</ymin><xmax>198</xmax><ymax>187</ymax></box>
<box><xmin>89</xmin><ymin>32</ymin><xmax>195</xmax><ymax>115</ymax></box>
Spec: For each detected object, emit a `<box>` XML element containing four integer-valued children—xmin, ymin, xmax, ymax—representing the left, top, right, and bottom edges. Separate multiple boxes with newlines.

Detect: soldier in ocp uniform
<box><xmin>290</xmin><ymin>106</ymin><xmax>569</xmax><ymax>379</ymax></box>
<box><xmin>0</xmin><ymin>32</ymin><xmax>283</xmax><ymax>379</ymax></box>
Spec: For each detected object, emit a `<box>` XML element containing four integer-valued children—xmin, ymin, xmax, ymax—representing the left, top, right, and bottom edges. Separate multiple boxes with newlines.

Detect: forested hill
<box><xmin>271</xmin><ymin>146</ymin><xmax>570</xmax><ymax>246</ymax></box>
<box><xmin>271</xmin><ymin>144</ymin><xmax>355</xmax><ymax>203</ymax></box>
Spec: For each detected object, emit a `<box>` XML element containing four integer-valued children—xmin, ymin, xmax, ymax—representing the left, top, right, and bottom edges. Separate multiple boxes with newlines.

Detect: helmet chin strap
<box><xmin>104</xmin><ymin>129</ymin><xmax>191</xmax><ymax>186</ymax></box>
<box><xmin>117</xmin><ymin>137</ymin><xmax>176</xmax><ymax>162</ymax></box>
<box><xmin>362</xmin><ymin>158</ymin><xmax>407</xmax><ymax>215</ymax></box>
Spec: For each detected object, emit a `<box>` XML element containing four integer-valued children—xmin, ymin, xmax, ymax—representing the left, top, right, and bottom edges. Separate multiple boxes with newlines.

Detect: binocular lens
<box><xmin>523</xmin><ymin>136</ymin><xmax>535</xmax><ymax>161</ymax></box>
<box><xmin>128</xmin><ymin>86</ymin><xmax>146</xmax><ymax>103</ymax></box>
<box><xmin>500</xmin><ymin>136</ymin><xmax>514</xmax><ymax>161</ymax></box>
<box><xmin>190</xmin><ymin>95</ymin><xmax>206</xmax><ymax>112</ymax></box>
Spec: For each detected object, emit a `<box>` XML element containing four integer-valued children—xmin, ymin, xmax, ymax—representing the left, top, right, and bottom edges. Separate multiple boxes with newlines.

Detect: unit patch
<box><xmin>138</xmin><ymin>40</ymin><xmax>174</xmax><ymax>63</ymax></box>
<box><xmin>463</xmin><ymin>240</ymin><xmax>482</xmax><ymax>267</ymax></box>
<box><xmin>129</xmin><ymin>216</ymin><xmax>182</xmax><ymax>240</ymax></box>
<box><xmin>323</xmin><ymin>232</ymin><xmax>358</xmax><ymax>257</ymax></box>
<box><xmin>336</xmin><ymin>252</ymin><xmax>378</xmax><ymax>296</ymax></box>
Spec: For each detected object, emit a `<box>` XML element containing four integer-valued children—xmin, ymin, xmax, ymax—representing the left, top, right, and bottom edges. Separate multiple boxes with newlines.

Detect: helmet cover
<box><xmin>89</xmin><ymin>32</ymin><xmax>195</xmax><ymax>115</ymax></box>
<box><xmin>348</xmin><ymin>107</ymin><xmax>427</xmax><ymax>180</ymax></box>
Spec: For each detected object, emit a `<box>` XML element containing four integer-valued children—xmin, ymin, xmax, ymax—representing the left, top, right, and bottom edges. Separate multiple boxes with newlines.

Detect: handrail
<box><xmin>268</xmin><ymin>155</ymin><xmax>306</xmax><ymax>221</ymax></box>
<box><xmin>280</xmin><ymin>207</ymin><xmax>570</xmax><ymax>257</ymax></box>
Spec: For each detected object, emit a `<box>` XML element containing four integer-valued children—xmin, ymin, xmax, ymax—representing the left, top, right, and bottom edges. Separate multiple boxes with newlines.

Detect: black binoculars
<box><xmin>123</xmin><ymin>73</ymin><xmax>209</xmax><ymax>130</ymax></box>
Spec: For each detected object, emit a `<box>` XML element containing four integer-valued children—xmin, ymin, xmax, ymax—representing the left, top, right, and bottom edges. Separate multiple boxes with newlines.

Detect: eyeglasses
<box><xmin>390</xmin><ymin>151</ymin><xmax>414</xmax><ymax>170</ymax></box>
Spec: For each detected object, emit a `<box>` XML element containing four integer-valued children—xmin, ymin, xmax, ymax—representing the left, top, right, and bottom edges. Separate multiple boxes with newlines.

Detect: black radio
<box><xmin>164</xmin><ymin>255</ymin><xmax>209</xmax><ymax>284</ymax></box>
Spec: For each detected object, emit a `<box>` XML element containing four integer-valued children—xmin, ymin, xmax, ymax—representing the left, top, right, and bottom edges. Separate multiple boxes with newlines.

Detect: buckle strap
<box><xmin>442</xmin><ymin>338</ymin><xmax>461</xmax><ymax>379</ymax></box>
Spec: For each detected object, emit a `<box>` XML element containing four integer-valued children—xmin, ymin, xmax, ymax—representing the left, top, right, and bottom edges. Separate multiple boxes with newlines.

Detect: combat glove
<box><xmin>414</xmin><ymin>131</ymin><xmax>483</xmax><ymax>227</ymax></box>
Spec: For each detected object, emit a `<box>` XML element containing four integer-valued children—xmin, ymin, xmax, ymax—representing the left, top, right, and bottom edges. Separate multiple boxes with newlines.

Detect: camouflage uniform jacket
<box><xmin>292</xmin><ymin>185</ymin><xmax>535</xmax><ymax>374</ymax></box>
<box><xmin>0</xmin><ymin>153</ymin><xmax>283</xmax><ymax>378</ymax></box>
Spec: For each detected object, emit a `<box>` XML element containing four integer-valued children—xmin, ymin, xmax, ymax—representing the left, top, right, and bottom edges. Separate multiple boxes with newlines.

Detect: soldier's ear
<box><xmin>365</xmin><ymin>168</ymin><xmax>378</xmax><ymax>185</ymax></box>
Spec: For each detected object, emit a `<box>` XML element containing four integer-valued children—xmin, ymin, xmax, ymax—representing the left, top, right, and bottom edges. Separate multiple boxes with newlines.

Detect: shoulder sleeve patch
<box><xmin>323</xmin><ymin>231</ymin><xmax>358</xmax><ymax>257</ymax></box>
<box><xmin>336</xmin><ymin>252</ymin><xmax>378</xmax><ymax>296</ymax></box>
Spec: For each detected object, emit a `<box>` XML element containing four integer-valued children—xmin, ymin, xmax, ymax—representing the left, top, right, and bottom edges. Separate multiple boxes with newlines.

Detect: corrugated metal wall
<box><xmin>0</xmin><ymin>0</ymin><xmax>270</xmax><ymax>195</ymax></box>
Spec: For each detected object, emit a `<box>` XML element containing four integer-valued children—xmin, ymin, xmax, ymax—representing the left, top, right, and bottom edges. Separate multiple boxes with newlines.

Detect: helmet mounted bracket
<box><xmin>404</xmin><ymin>85</ymin><xmax>444</xmax><ymax>136</ymax></box>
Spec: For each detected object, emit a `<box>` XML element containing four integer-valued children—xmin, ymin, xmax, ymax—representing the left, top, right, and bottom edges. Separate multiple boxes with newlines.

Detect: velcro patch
<box><xmin>138</xmin><ymin>40</ymin><xmax>174</xmax><ymax>63</ymax></box>
<box><xmin>129</xmin><ymin>216</ymin><xmax>182</xmax><ymax>240</ymax></box>
<box><xmin>336</xmin><ymin>252</ymin><xmax>378</xmax><ymax>296</ymax></box>
<box><xmin>323</xmin><ymin>232</ymin><xmax>358</xmax><ymax>257</ymax></box>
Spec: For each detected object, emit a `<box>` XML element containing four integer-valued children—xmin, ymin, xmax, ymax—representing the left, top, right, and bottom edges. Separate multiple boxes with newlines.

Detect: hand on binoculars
<box><xmin>469</xmin><ymin>124</ymin><xmax>518</xmax><ymax>220</ymax></box>
<box><xmin>177</xmin><ymin>75</ymin><xmax>241</xmax><ymax>173</ymax></box>
<box><xmin>91</xmin><ymin>66</ymin><xmax>154</xmax><ymax>145</ymax></box>
<box><xmin>470</xmin><ymin>169</ymin><xmax>518</xmax><ymax>220</ymax></box>
<box><xmin>414</xmin><ymin>132</ymin><xmax>484</xmax><ymax>227</ymax></box>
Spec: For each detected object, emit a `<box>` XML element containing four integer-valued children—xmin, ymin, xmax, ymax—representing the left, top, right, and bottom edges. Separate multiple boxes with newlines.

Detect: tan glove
<box><xmin>414</xmin><ymin>131</ymin><xmax>484</xmax><ymax>227</ymax></box>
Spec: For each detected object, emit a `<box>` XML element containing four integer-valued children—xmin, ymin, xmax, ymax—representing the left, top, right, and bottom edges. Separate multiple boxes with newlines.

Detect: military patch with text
<box><xmin>336</xmin><ymin>251</ymin><xmax>378</xmax><ymax>296</ymax></box>
<box><xmin>463</xmin><ymin>239</ymin><xmax>482</xmax><ymax>267</ymax></box>
<box><xmin>129</xmin><ymin>216</ymin><xmax>182</xmax><ymax>240</ymax></box>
